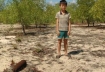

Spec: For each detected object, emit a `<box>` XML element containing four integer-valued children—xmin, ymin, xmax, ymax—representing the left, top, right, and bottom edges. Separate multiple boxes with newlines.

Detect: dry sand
<box><xmin>0</xmin><ymin>23</ymin><xmax>105</xmax><ymax>72</ymax></box>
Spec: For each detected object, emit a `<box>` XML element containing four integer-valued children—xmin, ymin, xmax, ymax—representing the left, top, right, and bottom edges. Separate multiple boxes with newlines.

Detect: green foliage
<box><xmin>0</xmin><ymin>0</ymin><xmax>4</xmax><ymax>10</ymax></box>
<box><xmin>90</xmin><ymin>0</ymin><xmax>105</xmax><ymax>22</ymax></box>
<box><xmin>67</xmin><ymin>3</ymin><xmax>78</xmax><ymax>23</ymax></box>
<box><xmin>44</xmin><ymin>4</ymin><xmax>56</xmax><ymax>24</ymax></box>
<box><xmin>76</xmin><ymin>0</ymin><xmax>95</xmax><ymax>22</ymax></box>
<box><xmin>0</xmin><ymin>0</ymin><xmax>46</xmax><ymax>34</ymax></box>
<box><xmin>0</xmin><ymin>0</ymin><xmax>105</xmax><ymax>32</ymax></box>
<box><xmin>16</xmin><ymin>37</ymin><xmax>22</xmax><ymax>42</ymax></box>
<box><xmin>0</xmin><ymin>0</ymin><xmax>5</xmax><ymax>22</ymax></box>
<box><xmin>35</xmin><ymin>48</ymin><xmax>43</xmax><ymax>53</ymax></box>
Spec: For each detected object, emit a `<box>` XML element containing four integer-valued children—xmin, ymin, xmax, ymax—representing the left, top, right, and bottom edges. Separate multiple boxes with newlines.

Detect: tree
<box><xmin>76</xmin><ymin>0</ymin><xmax>95</xmax><ymax>26</ymax></box>
<box><xmin>44</xmin><ymin>4</ymin><xmax>55</xmax><ymax>24</ymax></box>
<box><xmin>67</xmin><ymin>3</ymin><xmax>78</xmax><ymax>23</ymax></box>
<box><xmin>1</xmin><ymin>0</ymin><xmax>46</xmax><ymax>35</ymax></box>
<box><xmin>0</xmin><ymin>0</ymin><xmax>5</xmax><ymax>22</ymax></box>
<box><xmin>90</xmin><ymin>0</ymin><xmax>105</xmax><ymax>23</ymax></box>
<box><xmin>0</xmin><ymin>0</ymin><xmax>4</xmax><ymax>10</ymax></box>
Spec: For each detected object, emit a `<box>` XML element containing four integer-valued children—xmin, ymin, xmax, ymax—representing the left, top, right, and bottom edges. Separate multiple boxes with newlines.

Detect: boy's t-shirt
<box><xmin>55</xmin><ymin>11</ymin><xmax>71</xmax><ymax>31</ymax></box>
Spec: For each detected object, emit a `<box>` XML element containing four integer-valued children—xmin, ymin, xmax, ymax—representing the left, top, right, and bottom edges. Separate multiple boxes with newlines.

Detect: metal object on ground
<box><xmin>13</xmin><ymin>60</ymin><xmax>27</xmax><ymax>72</ymax></box>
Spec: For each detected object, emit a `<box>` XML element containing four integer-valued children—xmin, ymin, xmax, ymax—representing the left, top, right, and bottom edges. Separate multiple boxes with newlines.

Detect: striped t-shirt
<box><xmin>55</xmin><ymin>11</ymin><xmax>71</xmax><ymax>31</ymax></box>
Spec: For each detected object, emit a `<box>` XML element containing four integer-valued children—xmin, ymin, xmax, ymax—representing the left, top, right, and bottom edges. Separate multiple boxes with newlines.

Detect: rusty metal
<box><xmin>13</xmin><ymin>60</ymin><xmax>27</xmax><ymax>72</ymax></box>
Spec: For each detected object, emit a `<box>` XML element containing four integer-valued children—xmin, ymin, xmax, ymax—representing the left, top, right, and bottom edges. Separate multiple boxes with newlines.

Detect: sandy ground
<box><xmin>0</xmin><ymin>23</ymin><xmax>105</xmax><ymax>72</ymax></box>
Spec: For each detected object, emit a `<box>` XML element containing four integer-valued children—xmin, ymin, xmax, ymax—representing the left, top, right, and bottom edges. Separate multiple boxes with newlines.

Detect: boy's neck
<box><xmin>60</xmin><ymin>10</ymin><xmax>67</xmax><ymax>15</ymax></box>
<box><xmin>61</xmin><ymin>10</ymin><xmax>66</xmax><ymax>13</ymax></box>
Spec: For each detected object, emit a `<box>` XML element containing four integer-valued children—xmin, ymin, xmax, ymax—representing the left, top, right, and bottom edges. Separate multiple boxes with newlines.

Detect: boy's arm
<box><xmin>56</xmin><ymin>18</ymin><xmax>59</xmax><ymax>35</ymax></box>
<box><xmin>68</xmin><ymin>19</ymin><xmax>71</xmax><ymax>35</ymax></box>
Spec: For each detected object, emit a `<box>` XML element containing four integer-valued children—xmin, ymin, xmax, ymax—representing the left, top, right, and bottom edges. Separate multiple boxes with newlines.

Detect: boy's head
<box><xmin>59</xmin><ymin>0</ymin><xmax>67</xmax><ymax>11</ymax></box>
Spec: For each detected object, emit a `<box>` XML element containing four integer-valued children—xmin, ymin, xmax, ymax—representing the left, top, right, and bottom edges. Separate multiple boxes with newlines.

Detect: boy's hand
<box><xmin>57</xmin><ymin>31</ymin><xmax>60</xmax><ymax>36</ymax></box>
<box><xmin>67</xmin><ymin>31</ymin><xmax>70</xmax><ymax>36</ymax></box>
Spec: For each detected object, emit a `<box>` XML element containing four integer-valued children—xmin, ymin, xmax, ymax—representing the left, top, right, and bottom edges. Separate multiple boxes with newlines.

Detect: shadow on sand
<box><xmin>74</xmin><ymin>24</ymin><xmax>105</xmax><ymax>30</ymax></box>
<box><xmin>68</xmin><ymin>50</ymin><xmax>83</xmax><ymax>55</ymax></box>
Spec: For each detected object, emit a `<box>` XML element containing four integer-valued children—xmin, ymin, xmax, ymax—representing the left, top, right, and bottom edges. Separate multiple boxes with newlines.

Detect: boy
<box><xmin>55</xmin><ymin>0</ymin><xmax>71</xmax><ymax>58</ymax></box>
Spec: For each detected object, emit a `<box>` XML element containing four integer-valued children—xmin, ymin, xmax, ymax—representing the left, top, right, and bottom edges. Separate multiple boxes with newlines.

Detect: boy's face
<box><xmin>60</xmin><ymin>3</ymin><xmax>67</xmax><ymax>11</ymax></box>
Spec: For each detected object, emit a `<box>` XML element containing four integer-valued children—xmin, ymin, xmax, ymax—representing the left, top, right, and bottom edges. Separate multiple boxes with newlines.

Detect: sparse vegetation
<box><xmin>0</xmin><ymin>0</ymin><xmax>105</xmax><ymax>72</ymax></box>
<box><xmin>0</xmin><ymin>0</ymin><xmax>105</xmax><ymax>34</ymax></box>
<box><xmin>35</xmin><ymin>48</ymin><xmax>43</xmax><ymax>53</ymax></box>
<box><xmin>33</xmin><ymin>48</ymin><xmax>55</xmax><ymax>58</ymax></box>
<box><xmin>36</xmin><ymin>43</ymin><xmax>42</xmax><ymax>47</ymax></box>
<box><xmin>15</xmin><ymin>38</ymin><xmax>22</xmax><ymax>42</ymax></box>
<box><xmin>12</xmin><ymin>44</ymin><xmax>18</xmax><ymax>49</ymax></box>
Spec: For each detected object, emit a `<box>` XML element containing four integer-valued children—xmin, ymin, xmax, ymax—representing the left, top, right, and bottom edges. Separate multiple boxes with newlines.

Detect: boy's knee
<box><xmin>58</xmin><ymin>39</ymin><xmax>62</xmax><ymax>44</ymax></box>
<box><xmin>64</xmin><ymin>39</ymin><xmax>67</xmax><ymax>44</ymax></box>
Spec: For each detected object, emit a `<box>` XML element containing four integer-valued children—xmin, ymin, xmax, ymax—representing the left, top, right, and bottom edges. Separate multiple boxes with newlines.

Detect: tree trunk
<box><xmin>44</xmin><ymin>24</ymin><xmax>47</xmax><ymax>28</ymax></box>
<box><xmin>21</xmin><ymin>24</ymin><xmax>26</xmax><ymax>35</ymax></box>
<box><xmin>35</xmin><ymin>24</ymin><xmax>38</xmax><ymax>28</ymax></box>
<box><xmin>39</xmin><ymin>24</ymin><xmax>41</xmax><ymax>30</ymax></box>
<box><xmin>87</xmin><ymin>19</ymin><xmax>90</xmax><ymax>27</ymax></box>
<box><xmin>25</xmin><ymin>24</ymin><xmax>29</xmax><ymax>29</ymax></box>
<box><xmin>82</xmin><ymin>20</ymin><xmax>84</xmax><ymax>24</ymax></box>
<box><xmin>93</xmin><ymin>22</ymin><xmax>94</xmax><ymax>26</ymax></box>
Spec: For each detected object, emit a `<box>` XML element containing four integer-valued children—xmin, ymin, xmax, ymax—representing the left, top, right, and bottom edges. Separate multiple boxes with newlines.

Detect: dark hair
<box><xmin>60</xmin><ymin>0</ymin><xmax>67</xmax><ymax>6</ymax></box>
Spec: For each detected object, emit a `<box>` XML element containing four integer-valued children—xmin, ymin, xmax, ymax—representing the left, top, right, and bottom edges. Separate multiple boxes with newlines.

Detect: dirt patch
<box><xmin>90</xmin><ymin>50</ymin><xmax>105</xmax><ymax>57</ymax></box>
<box><xmin>32</xmin><ymin>48</ymin><xmax>55</xmax><ymax>58</ymax></box>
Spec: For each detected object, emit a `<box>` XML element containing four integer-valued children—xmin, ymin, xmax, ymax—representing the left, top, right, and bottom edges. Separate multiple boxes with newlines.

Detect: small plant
<box><xmin>16</xmin><ymin>38</ymin><xmax>22</xmax><ymax>42</ymax></box>
<box><xmin>9</xmin><ymin>27</ymin><xmax>13</xmax><ymax>31</ymax></box>
<box><xmin>32</xmin><ymin>47</ymin><xmax>55</xmax><ymax>58</ymax></box>
<box><xmin>36</xmin><ymin>43</ymin><xmax>42</xmax><ymax>47</ymax></box>
<box><xmin>12</xmin><ymin>44</ymin><xmax>18</xmax><ymax>49</ymax></box>
<box><xmin>2</xmin><ymin>50</ymin><xmax>6</xmax><ymax>53</ymax></box>
<box><xmin>35</xmin><ymin>48</ymin><xmax>43</xmax><ymax>53</ymax></box>
<box><xmin>11</xmin><ymin>59</ymin><xmax>15</xmax><ymax>68</ymax></box>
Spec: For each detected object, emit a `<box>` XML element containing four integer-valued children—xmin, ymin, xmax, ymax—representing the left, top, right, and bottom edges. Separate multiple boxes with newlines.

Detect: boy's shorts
<box><xmin>58</xmin><ymin>31</ymin><xmax>69</xmax><ymax>39</ymax></box>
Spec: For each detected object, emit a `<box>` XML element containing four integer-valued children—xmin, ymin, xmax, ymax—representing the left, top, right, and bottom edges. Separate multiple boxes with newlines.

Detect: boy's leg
<box><xmin>64</xmin><ymin>31</ymin><xmax>69</xmax><ymax>55</ymax></box>
<box><xmin>64</xmin><ymin>39</ymin><xmax>68</xmax><ymax>55</ymax></box>
<box><xmin>57</xmin><ymin>39</ymin><xmax>62</xmax><ymax>55</ymax></box>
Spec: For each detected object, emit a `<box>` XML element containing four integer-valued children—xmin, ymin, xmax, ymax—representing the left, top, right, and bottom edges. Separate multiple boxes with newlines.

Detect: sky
<box><xmin>46</xmin><ymin>0</ymin><xmax>77</xmax><ymax>5</ymax></box>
